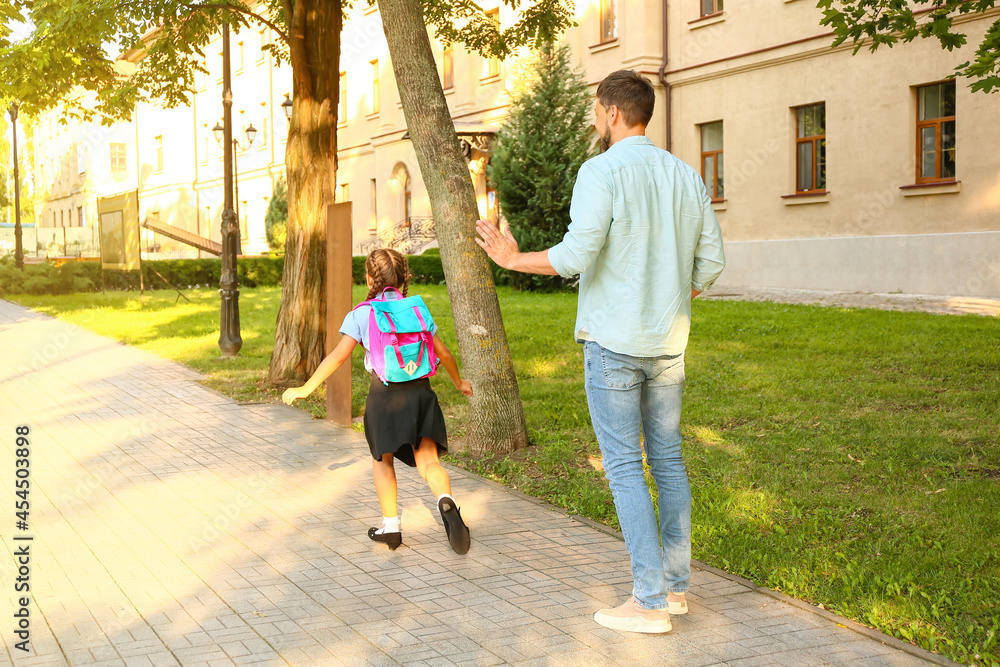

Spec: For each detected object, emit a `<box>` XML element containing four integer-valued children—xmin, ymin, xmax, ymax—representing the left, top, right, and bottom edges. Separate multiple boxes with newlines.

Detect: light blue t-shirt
<box><xmin>340</xmin><ymin>289</ymin><xmax>438</xmax><ymax>372</ymax></box>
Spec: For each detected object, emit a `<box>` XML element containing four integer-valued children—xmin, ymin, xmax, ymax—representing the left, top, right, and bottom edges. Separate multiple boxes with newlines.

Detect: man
<box><xmin>475</xmin><ymin>69</ymin><xmax>725</xmax><ymax>634</ymax></box>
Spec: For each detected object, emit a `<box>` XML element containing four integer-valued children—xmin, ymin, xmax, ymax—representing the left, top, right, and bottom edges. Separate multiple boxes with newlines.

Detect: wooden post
<box><xmin>326</xmin><ymin>202</ymin><xmax>353</xmax><ymax>426</ymax></box>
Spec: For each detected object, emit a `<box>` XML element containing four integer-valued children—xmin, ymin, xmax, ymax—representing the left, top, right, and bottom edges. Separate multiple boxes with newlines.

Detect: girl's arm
<box><xmin>281</xmin><ymin>335</ymin><xmax>358</xmax><ymax>404</ymax></box>
<box><xmin>432</xmin><ymin>334</ymin><xmax>473</xmax><ymax>397</ymax></box>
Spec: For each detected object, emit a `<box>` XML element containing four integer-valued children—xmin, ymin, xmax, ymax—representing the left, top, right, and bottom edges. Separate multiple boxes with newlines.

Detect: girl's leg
<box><xmin>413</xmin><ymin>438</ymin><xmax>451</xmax><ymax>498</ymax></box>
<box><xmin>372</xmin><ymin>453</ymin><xmax>398</xmax><ymax>518</ymax></box>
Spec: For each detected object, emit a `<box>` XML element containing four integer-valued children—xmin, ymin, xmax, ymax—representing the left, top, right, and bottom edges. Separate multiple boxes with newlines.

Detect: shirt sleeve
<box><xmin>690</xmin><ymin>179</ymin><xmax>726</xmax><ymax>293</ymax></box>
<box><xmin>547</xmin><ymin>161</ymin><xmax>614</xmax><ymax>278</ymax></box>
<box><xmin>339</xmin><ymin>309</ymin><xmax>364</xmax><ymax>344</ymax></box>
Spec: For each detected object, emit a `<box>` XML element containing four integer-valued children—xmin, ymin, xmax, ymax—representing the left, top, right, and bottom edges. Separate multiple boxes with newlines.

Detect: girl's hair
<box><xmin>365</xmin><ymin>248</ymin><xmax>410</xmax><ymax>300</ymax></box>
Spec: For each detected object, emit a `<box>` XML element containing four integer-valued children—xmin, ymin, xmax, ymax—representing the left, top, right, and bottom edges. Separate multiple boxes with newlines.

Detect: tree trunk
<box><xmin>379</xmin><ymin>0</ymin><xmax>530</xmax><ymax>456</ymax></box>
<box><xmin>268</xmin><ymin>0</ymin><xmax>342</xmax><ymax>386</ymax></box>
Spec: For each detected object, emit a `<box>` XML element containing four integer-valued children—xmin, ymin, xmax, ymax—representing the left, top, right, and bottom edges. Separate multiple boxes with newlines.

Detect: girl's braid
<box><xmin>364</xmin><ymin>249</ymin><xmax>410</xmax><ymax>300</ymax></box>
<box><xmin>391</xmin><ymin>250</ymin><xmax>410</xmax><ymax>297</ymax></box>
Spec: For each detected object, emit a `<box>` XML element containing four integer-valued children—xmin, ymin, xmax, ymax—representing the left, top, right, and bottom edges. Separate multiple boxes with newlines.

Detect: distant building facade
<box><xmin>29</xmin><ymin>2</ymin><xmax>1000</xmax><ymax>296</ymax></box>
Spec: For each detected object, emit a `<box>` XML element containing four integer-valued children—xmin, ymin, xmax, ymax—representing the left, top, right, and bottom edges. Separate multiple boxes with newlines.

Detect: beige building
<box><xmin>30</xmin><ymin>1</ymin><xmax>1000</xmax><ymax>297</ymax></box>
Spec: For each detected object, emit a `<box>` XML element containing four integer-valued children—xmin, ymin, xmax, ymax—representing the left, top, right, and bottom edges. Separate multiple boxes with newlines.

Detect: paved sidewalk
<box><xmin>704</xmin><ymin>285</ymin><xmax>1000</xmax><ymax>317</ymax></box>
<box><xmin>0</xmin><ymin>299</ymin><xmax>955</xmax><ymax>667</ymax></box>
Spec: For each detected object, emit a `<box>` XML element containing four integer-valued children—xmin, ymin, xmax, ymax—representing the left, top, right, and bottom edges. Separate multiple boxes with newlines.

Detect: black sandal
<box><xmin>437</xmin><ymin>497</ymin><xmax>470</xmax><ymax>554</ymax></box>
<box><xmin>367</xmin><ymin>527</ymin><xmax>402</xmax><ymax>550</ymax></box>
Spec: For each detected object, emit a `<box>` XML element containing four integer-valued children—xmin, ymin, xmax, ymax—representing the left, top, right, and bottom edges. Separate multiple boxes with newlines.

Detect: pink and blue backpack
<box><xmin>356</xmin><ymin>286</ymin><xmax>439</xmax><ymax>385</ymax></box>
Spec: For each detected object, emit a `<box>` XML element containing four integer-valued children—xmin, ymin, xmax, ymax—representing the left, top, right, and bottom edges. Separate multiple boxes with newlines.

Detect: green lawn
<box><xmin>9</xmin><ymin>285</ymin><xmax>999</xmax><ymax>666</ymax></box>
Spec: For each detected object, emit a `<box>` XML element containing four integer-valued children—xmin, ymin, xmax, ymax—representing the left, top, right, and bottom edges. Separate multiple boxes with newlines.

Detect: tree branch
<box><xmin>183</xmin><ymin>2</ymin><xmax>289</xmax><ymax>42</ymax></box>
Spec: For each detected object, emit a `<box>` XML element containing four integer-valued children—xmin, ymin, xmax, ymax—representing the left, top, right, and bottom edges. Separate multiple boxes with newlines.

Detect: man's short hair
<box><xmin>596</xmin><ymin>70</ymin><xmax>655</xmax><ymax>128</ymax></box>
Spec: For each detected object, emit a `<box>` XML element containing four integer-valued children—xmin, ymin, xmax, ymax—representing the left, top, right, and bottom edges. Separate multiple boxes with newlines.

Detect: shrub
<box><xmin>265</xmin><ymin>179</ymin><xmax>288</xmax><ymax>254</ymax></box>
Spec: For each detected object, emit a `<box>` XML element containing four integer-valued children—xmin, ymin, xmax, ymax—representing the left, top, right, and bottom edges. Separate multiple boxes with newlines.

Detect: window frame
<box><xmin>701</xmin><ymin>0</ymin><xmax>723</xmax><ymax>18</ymax></box>
<box><xmin>110</xmin><ymin>143</ymin><xmax>127</xmax><ymax>173</ymax></box>
<box><xmin>442</xmin><ymin>44</ymin><xmax>454</xmax><ymax>90</ymax></box>
<box><xmin>257</xmin><ymin>29</ymin><xmax>268</xmax><ymax>64</ymax></box>
<box><xmin>338</xmin><ymin>71</ymin><xmax>348</xmax><ymax>125</ymax></box>
<box><xmin>699</xmin><ymin>122</ymin><xmax>724</xmax><ymax>202</ymax></box>
<box><xmin>599</xmin><ymin>0</ymin><xmax>617</xmax><ymax>44</ymax></box>
<box><xmin>915</xmin><ymin>81</ymin><xmax>956</xmax><ymax>185</ymax></box>
<box><xmin>370</xmin><ymin>60</ymin><xmax>380</xmax><ymax>116</ymax></box>
<box><xmin>155</xmin><ymin>135</ymin><xmax>164</xmax><ymax>172</ymax></box>
<box><xmin>485</xmin><ymin>9</ymin><xmax>500</xmax><ymax>79</ymax></box>
<box><xmin>795</xmin><ymin>103</ymin><xmax>826</xmax><ymax>195</ymax></box>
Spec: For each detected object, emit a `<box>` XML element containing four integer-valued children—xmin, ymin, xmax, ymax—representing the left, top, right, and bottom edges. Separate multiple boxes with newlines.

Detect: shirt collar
<box><xmin>610</xmin><ymin>135</ymin><xmax>653</xmax><ymax>150</ymax></box>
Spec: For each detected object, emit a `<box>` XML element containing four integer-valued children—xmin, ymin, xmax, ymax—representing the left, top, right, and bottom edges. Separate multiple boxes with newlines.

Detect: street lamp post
<box><xmin>213</xmin><ymin>120</ymin><xmax>256</xmax><ymax>255</ymax></box>
<box><xmin>218</xmin><ymin>22</ymin><xmax>242</xmax><ymax>358</ymax></box>
<box><xmin>9</xmin><ymin>103</ymin><xmax>24</xmax><ymax>269</ymax></box>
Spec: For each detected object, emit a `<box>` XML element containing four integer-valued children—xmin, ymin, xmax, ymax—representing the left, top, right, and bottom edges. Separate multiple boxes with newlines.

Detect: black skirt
<box><xmin>363</xmin><ymin>373</ymin><xmax>448</xmax><ymax>467</ymax></box>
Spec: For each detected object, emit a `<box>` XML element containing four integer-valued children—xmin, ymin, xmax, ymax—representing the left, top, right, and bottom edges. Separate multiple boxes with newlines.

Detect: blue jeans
<box><xmin>583</xmin><ymin>340</ymin><xmax>691</xmax><ymax>610</ymax></box>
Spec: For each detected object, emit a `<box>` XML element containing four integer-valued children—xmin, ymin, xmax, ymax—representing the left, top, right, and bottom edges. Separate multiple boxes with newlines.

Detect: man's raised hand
<box><xmin>475</xmin><ymin>218</ymin><xmax>520</xmax><ymax>270</ymax></box>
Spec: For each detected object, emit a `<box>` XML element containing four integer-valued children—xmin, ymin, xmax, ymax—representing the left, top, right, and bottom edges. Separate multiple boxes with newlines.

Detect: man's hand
<box><xmin>475</xmin><ymin>219</ymin><xmax>520</xmax><ymax>270</ymax></box>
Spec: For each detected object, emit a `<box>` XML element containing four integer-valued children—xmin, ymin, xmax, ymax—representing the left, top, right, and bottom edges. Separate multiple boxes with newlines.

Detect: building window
<box><xmin>257</xmin><ymin>30</ymin><xmax>267</xmax><ymax>63</ymax></box>
<box><xmin>796</xmin><ymin>104</ymin><xmax>826</xmax><ymax>193</ymax></box>
<box><xmin>78</xmin><ymin>206</ymin><xmax>84</xmax><ymax>227</ymax></box>
<box><xmin>339</xmin><ymin>183</ymin><xmax>350</xmax><ymax>202</ymax></box>
<box><xmin>701</xmin><ymin>0</ymin><xmax>723</xmax><ymax>16</ymax></box>
<box><xmin>485</xmin><ymin>9</ymin><xmax>500</xmax><ymax>78</ymax></box>
<box><xmin>404</xmin><ymin>179</ymin><xmax>412</xmax><ymax>225</ymax></box>
<box><xmin>110</xmin><ymin>143</ymin><xmax>127</xmax><ymax>172</ymax></box>
<box><xmin>370</xmin><ymin>60</ymin><xmax>380</xmax><ymax>115</ymax></box>
<box><xmin>197</xmin><ymin>58</ymin><xmax>207</xmax><ymax>90</ymax></box>
<box><xmin>339</xmin><ymin>71</ymin><xmax>347</xmax><ymax>123</ymax></box>
<box><xmin>155</xmin><ymin>135</ymin><xmax>164</xmax><ymax>171</ymax></box>
<box><xmin>600</xmin><ymin>0</ymin><xmax>617</xmax><ymax>43</ymax></box>
<box><xmin>259</xmin><ymin>113</ymin><xmax>268</xmax><ymax>147</ymax></box>
<box><xmin>916</xmin><ymin>81</ymin><xmax>956</xmax><ymax>183</ymax></box>
<box><xmin>236</xmin><ymin>41</ymin><xmax>244</xmax><ymax>71</ymax></box>
<box><xmin>442</xmin><ymin>44</ymin><xmax>454</xmax><ymax>89</ymax></box>
<box><xmin>369</xmin><ymin>178</ymin><xmax>378</xmax><ymax>231</ymax></box>
<box><xmin>700</xmin><ymin>121</ymin><xmax>724</xmax><ymax>201</ymax></box>
<box><xmin>60</xmin><ymin>210</ymin><xmax>65</xmax><ymax>227</ymax></box>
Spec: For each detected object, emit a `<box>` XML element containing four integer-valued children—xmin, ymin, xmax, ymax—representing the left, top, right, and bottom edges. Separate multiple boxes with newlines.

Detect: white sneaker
<box><xmin>593</xmin><ymin>596</ymin><xmax>672</xmax><ymax>634</ymax></box>
<box><xmin>667</xmin><ymin>593</ymin><xmax>688</xmax><ymax>615</ymax></box>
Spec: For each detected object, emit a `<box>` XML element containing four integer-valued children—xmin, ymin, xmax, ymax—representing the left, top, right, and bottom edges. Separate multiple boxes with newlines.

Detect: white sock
<box><xmin>437</xmin><ymin>493</ymin><xmax>456</xmax><ymax>506</ymax></box>
<box><xmin>375</xmin><ymin>515</ymin><xmax>400</xmax><ymax>534</ymax></box>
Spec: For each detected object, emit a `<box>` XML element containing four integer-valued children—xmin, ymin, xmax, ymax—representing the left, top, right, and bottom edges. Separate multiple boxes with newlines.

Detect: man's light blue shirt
<box><xmin>547</xmin><ymin>135</ymin><xmax>725</xmax><ymax>357</ymax></box>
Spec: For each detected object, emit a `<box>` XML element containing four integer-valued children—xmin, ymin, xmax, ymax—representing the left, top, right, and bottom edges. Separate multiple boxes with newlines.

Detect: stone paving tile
<box><xmin>0</xmin><ymin>299</ymin><xmax>955</xmax><ymax>667</ymax></box>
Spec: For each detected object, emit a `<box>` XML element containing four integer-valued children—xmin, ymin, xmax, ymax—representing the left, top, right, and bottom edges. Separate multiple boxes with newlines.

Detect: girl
<box><xmin>281</xmin><ymin>248</ymin><xmax>473</xmax><ymax>555</ymax></box>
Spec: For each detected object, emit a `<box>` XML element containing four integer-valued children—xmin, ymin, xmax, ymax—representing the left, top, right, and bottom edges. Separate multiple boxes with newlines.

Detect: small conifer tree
<box><xmin>265</xmin><ymin>179</ymin><xmax>288</xmax><ymax>255</ymax></box>
<box><xmin>488</xmin><ymin>41</ymin><xmax>594</xmax><ymax>291</ymax></box>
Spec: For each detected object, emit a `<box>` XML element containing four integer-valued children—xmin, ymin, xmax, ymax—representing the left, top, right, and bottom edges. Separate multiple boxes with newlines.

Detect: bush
<box><xmin>0</xmin><ymin>249</ymin><xmax>514</xmax><ymax>296</ymax></box>
<box><xmin>0</xmin><ymin>257</ymin><xmax>94</xmax><ymax>295</ymax></box>
<box><xmin>265</xmin><ymin>179</ymin><xmax>288</xmax><ymax>254</ymax></box>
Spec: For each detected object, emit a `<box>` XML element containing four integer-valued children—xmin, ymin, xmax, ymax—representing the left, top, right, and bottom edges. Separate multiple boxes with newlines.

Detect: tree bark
<box><xmin>268</xmin><ymin>0</ymin><xmax>342</xmax><ymax>386</ymax></box>
<box><xmin>379</xmin><ymin>0</ymin><xmax>530</xmax><ymax>456</ymax></box>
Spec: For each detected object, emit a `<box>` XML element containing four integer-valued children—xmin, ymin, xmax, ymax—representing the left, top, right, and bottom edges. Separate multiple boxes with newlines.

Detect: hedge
<box><xmin>0</xmin><ymin>248</ymin><xmax>513</xmax><ymax>296</ymax></box>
